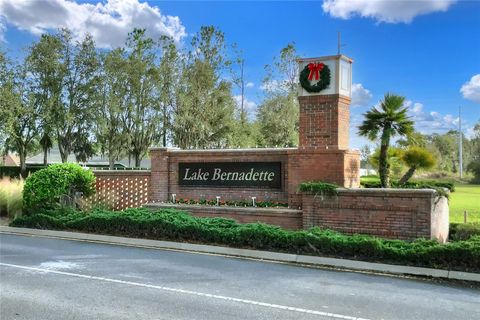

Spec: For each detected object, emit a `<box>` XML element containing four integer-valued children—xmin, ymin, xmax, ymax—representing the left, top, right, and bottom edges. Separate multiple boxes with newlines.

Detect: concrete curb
<box><xmin>1</xmin><ymin>226</ymin><xmax>478</xmax><ymax>283</ymax></box>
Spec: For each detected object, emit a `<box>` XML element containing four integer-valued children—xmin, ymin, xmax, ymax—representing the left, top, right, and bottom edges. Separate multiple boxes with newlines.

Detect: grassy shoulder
<box><xmin>450</xmin><ymin>184</ymin><xmax>480</xmax><ymax>223</ymax></box>
<box><xmin>10</xmin><ymin>208</ymin><xmax>480</xmax><ymax>273</ymax></box>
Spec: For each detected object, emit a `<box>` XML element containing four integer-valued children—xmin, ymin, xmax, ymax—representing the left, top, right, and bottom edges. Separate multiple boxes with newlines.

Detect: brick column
<box><xmin>298</xmin><ymin>94</ymin><xmax>351</xmax><ymax>150</ymax></box>
<box><xmin>149</xmin><ymin>148</ymin><xmax>170</xmax><ymax>202</ymax></box>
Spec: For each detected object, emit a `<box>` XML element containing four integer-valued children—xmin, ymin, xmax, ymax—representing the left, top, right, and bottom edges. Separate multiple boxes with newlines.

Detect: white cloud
<box><xmin>0</xmin><ymin>17</ymin><xmax>5</xmax><ymax>42</ymax></box>
<box><xmin>0</xmin><ymin>0</ymin><xmax>186</xmax><ymax>48</ymax></box>
<box><xmin>234</xmin><ymin>95</ymin><xmax>257</xmax><ymax>117</ymax></box>
<box><xmin>404</xmin><ymin>100</ymin><xmax>461</xmax><ymax>133</ymax></box>
<box><xmin>322</xmin><ymin>0</ymin><xmax>456</xmax><ymax>23</ymax></box>
<box><xmin>351</xmin><ymin>83</ymin><xmax>372</xmax><ymax>107</ymax></box>
<box><xmin>259</xmin><ymin>79</ymin><xmax>294</xmax><ymax>94</ymax></box>
<box><xmin>260</xmin><ymin>79</ymin><xmax>280</xmax><ymax>92</ymax></box>
<box><xmin>246</xmin><ymin>82</ymin><xmax>254</xmax><ymax>88</ymax></box>
<box><xmin>465</xmin><ymin>126</ymin><xmax>476</xmax><ymax>139</ymax></box>
<box><xmin>351</xmin><ymin>99</ymin><xmax>472</xmax><ymax>149</ymax></box>
<box><xmin>460</xmin><ymin>74</ymin><xmax>480</xmax><ymax>103</ymax></box>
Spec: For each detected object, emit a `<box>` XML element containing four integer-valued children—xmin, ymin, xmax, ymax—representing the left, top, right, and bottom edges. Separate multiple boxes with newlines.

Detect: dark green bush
<box><xmin>467</xmin><ymin>160</ymin><xmax>480</xmax><ymax>184</ymax></box>
<box><xmin>10</xmin><ymin>207</ymin><xmax>480</xmax><ymax>272</ymax></box>
<box><xmin>23</xmin><ymin>163</ymin><xmax>95</xmax><ymax>214</ymax></box>
<box><xmin>298</xmin><ymin>182</ymin><xmax>338</xmax><ymax>195</ymax></box>
<box><xmin>360</xmin><ymin>177</ymin><xmax>455</xmax><ymax>192</ymax></box>
<box><xmin>450</xmin><ymin>223</ymin><xmax>480</xmax><ymax>241</ymax></box>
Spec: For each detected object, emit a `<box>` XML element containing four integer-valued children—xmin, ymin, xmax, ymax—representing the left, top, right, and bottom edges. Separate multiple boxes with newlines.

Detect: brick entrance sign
<box><xmin>150</xmin><ymin>55</ymin><xmax>360</xmax><ymax>208</ymax></box>
<box><xmin>96</xmin><ymin>53</ymin><xmax>448</xmax><ymax>242</ymax></box>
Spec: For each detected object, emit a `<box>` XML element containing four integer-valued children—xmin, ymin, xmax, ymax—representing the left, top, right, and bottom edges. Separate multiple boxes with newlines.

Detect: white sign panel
<box><xmin>298</xmin><ymin>55</ymin><xmax>352</xmax><ymax>98</ymax></box>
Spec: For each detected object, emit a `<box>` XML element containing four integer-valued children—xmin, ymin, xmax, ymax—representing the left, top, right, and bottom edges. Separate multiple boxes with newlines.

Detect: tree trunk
<box><xmin>58</xmin><ymin>139</ymin><xmax>68</xmax><ymax>163</ymax></box>
<box><xmin>43</xmin><ymin>147</ymin><xmax>48</xmax><ymax>166</ymax></box>
<box><xmin>379</xmin><ymin>129</ymin><xmax>391</xmax><ymax>188</ymax></box>
<box><xmin>40</xmin><ymin>133</ymin><xmax>52</xmax><ymax>166</ymax></box>
<box><xmin>108</xmin><ymin>156</ymin><xmax>115</xmax><ymax>170</ymax></box>
<box><xmin>379</xmin><ymin>146</ymin><xmax>390</xmax><ymax>188</ymax></box>
<box><xmin>19</xmin><ymin>151</ymin><xmax>27</xmax><ymax>179</ymax></box>
<box><xmin>240</xmin><ymin>60</ymin><xmax>245</xmax><ymax>127</ymax></box>
<box><xmin>399</xmin><ymin>166</ymin><xmax>416</xmax><ymax>185</ymax></box>
<box><xmin>162</xmin><ymin>104</ymin><xmax>167</xmax><ymax>147</ymax></box>
<box><xmin>60</xmin><ymin>150</ymin><xmax>68</xmax><ymax>163</ymax></box>
<box><xmin>134</xmin><ymin>153</ymin><xmax>141</xmax><ymax>168</ymax></box>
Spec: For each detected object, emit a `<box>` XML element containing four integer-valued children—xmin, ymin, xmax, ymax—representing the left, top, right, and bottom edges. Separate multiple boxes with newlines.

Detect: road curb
<box><xmin>1</xmin><ymin>226</ymin><xmax>479</xmax><ymax>282</ymax></box>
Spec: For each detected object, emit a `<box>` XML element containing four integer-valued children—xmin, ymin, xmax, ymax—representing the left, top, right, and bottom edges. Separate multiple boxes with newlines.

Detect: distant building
<box><xmin>1</xmin><ymin>154</ymin><xmax>20</xmax><ymax>167</ymax></box>
<box><xmin>26</xmin><ymin>146</ymin><xmax>151</xmax><ymax>169</ymax></box>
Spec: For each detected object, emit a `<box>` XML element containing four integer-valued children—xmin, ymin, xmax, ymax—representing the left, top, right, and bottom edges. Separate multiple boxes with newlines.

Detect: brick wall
<box><xmin>87</xmin><ymin>170</ymin><xmax>151</xmax><ymax>210</ymax></box>
<box><xmin>302</xmin><ymin>189</ymin><xmax>449</xmax><ymax>242</ymax></box>
<box><xmin>145</xmin><ymin>203</ymin><xmax>303</xmax><ymax>230</ymax></box>
<box><xmin>150</xmin><ymin>148</ymin><xmax>291</xmax><ymax>204</ymax></box>
<box><xmin>88</xmin><ymin>170</ymin><xmax>449</xmax><ymax>242</ymax></box>
<box><xmin>286</xmin><ymin>149</ymin><xmax>360</xmax><ymax>207</ymax></box>
<box><xmin>149</xmin><ymin>148</ymin><xmax>360</xmax><ymax>207</ymax></box>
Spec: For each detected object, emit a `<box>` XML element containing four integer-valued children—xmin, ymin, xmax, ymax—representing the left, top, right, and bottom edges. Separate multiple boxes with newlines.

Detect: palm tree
<box><xmin>39</xmin><ymin>132</ymin><xmax>53</xmax><ymax>166</ymax></box>
<box><xmin>358</xmin><ymin>94</ymin><xmax>414</xmax><ymax>188</ymax></box>
<box><xmin>399</xmin><ymin>147</ymin><xmax>436</xmax><ymax>185</ymax></box>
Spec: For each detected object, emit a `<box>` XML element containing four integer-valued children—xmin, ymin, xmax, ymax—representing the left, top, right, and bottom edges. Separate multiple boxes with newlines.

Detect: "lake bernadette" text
<box><xmin>178</xmin><ymin>162</ymin><xmax>281</xmax><ymax>188</ymax></box>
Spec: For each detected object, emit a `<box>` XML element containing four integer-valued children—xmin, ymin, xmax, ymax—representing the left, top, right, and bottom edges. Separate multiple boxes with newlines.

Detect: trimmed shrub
<box><xmin>360</xmin><ymin>177</ymin><xmax>455</xmax><ymax>192</ymax></box>
<box><xmin>299</xmin><ymin>182</ymin><xmax>338</xmax><ymax>196</ymax></box>
<box><xmin>450</xmin><ymin>223</ymin><xmax>480</xmax><ymax>241</ymax></box>
<box><xmin>10</xmin><ymin>208</ymin><xmax>480</xmax><ymax>272</ymax></box>
<box><xmin>23</xmin><ymin>163</ymin><xmax>95</xmax><ymax>214</ymax></box>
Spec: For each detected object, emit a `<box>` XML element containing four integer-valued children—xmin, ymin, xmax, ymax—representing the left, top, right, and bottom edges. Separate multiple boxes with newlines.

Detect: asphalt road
<box><xmin>0</xmin><ymin>233</ymin><xmax>479</xmax><ymax>320</ymax></box>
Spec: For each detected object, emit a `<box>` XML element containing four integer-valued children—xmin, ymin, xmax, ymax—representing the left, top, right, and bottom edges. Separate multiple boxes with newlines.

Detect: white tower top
<box><xmin>297</xmin><ymin>54</ymin><xmax>353</xmax><ymax>98</ymax></box>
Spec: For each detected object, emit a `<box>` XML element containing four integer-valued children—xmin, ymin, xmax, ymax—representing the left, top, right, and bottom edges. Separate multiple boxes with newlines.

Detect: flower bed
<box><xmin>173</xmin><ymin>198</ymin><xmax>289</xmax><ymax>208</ymax></box>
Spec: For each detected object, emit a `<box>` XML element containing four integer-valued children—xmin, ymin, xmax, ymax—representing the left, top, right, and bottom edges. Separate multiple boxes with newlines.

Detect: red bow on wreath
<box><xmin>307</xmin><ymin>62</ymin><xmax>325</xmax><ymax>81</ymax></box>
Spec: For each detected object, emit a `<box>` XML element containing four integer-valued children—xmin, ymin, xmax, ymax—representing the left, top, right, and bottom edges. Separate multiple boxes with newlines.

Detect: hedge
<box><xmin>10</xmin><ymin>208</ymin><xmax>480</xmax><ymax>273</ymax></box>
<box><xmin>450</xmin><ymin>223</ymin><xmax>480</xmax><ymax>241</ymax></box>
<box><xmin>360</xmin><ymin>177</ymin><xmax>455</xmax><ymax>192</ymax></box>
<box><xmin>298</xmin><ymin>182</ymin><xmax>338</xmax><ymax>195</ymax></box>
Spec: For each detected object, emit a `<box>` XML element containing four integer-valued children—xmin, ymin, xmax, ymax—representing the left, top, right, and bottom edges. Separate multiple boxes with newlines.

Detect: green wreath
<box><xmin>299</xmin><ymin>63</ymin><xmax>331</xmax><ymax>93</ymax></box>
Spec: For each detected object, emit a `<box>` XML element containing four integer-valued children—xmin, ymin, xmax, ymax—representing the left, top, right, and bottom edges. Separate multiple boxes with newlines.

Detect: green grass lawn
<box><xmin>360</xmin><ymin>175</ymin><xmax>479</xmax><ymax>223</ymax></box>
<box><xmin>450</xmin><ymin>184</ymin><xmax>480</xmax><ymax>223</ymax></box>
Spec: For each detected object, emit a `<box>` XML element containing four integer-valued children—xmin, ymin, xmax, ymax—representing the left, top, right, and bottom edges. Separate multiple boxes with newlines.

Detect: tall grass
<box><xmin>0</xmin><ymin>177</ymin><xmax>24</xmax><ymax>218</ymax></box>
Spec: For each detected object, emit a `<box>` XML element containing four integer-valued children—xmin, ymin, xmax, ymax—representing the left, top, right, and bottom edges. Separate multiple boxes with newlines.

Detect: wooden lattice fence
<box><xmin>81</xmin><ymin>171</ymin><xmax>151</xmax><ymax>211</ymax></box>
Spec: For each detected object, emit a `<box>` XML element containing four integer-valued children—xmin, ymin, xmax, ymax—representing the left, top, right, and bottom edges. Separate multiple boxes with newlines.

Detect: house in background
<box><xmin>1</xmin><ymin>154</ymin><xmax>20</xmax><ymax>167</ymax></box>
<box><xmin>26</xmin><ymin>145</ymin><xmax>151</xmax><ymax>169</ymax></box>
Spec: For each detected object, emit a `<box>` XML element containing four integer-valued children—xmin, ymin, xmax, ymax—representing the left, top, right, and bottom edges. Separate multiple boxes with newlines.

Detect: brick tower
<box><xmin>297</xmin><ymin>55</ymin><xmax>353</xmax><ymax>150</ymax></box>
<box><xmin>286</xmin><ymin>54</ymin><xmax>359</xmax><ymax>204</ymax></box>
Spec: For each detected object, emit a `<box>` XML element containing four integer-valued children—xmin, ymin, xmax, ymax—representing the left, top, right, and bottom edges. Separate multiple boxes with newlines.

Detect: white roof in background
<box><xmin>26</xmin><ymin>145</ymin><xmax>151</xmax><ymax>168</ymax></box>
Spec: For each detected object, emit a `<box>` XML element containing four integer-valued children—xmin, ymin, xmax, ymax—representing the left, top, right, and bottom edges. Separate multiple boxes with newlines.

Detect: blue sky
<box><xmin>1</xmin><ymin>0</ymin><xmax>479</xmax><ymax>149</ymax></box>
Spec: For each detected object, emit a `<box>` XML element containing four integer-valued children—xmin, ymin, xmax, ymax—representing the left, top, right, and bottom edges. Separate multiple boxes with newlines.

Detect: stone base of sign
<box><xmin>144</xmin><ymin>203</ymin><xmax>303</xmax><ymax>230</ymax></box>
<box><xmin>143</xmin><ymin>188</ymin><xmax>448</xmax><ymax>242</ymax></box>
<box><xmin>302</xmin><ymin>188</ymin><xmax>449</xmax><ymax>243</ymax></box>
<box><xmin>92</xmin><ymin>172</ymin><xmax>449</xmax><ymax>242</ymax></box>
